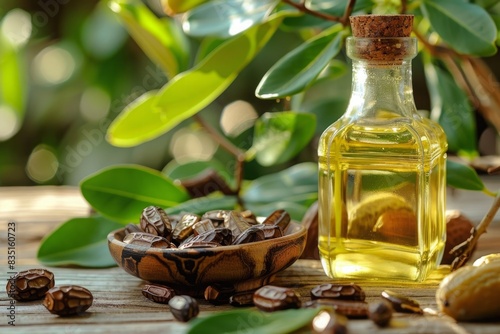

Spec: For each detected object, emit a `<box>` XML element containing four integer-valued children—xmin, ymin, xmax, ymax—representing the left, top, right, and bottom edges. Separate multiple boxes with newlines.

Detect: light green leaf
<box><xmin>187</xmin><ymin>308</ymin><xmax>320</xmax><ymax>334</ymax></box>
<box><xmin>423</xmin><ymin>57</ymin><xmax>477</xmax><ymax>155</ymax></box>
<box><xmin>446</xmin><ymin>159</ymin><xmax>486</xmax><ymax>192</ymax></box>
<box><xmin>37</xmin><ymin>216</ymin><xmax>123</xmax><ymax>268</ymax></box>
<box><xmin>107</xmin><ymin>11</ymin><xmax>290</xmax><ymax>147</ymax></box>
<box><xmin>162</xmin><ymin>0</ymin><xmax>210</xmax><ymax>15</ymax></box>
<box><xmin>256</xmin><ymin>24</ymin><xmax>345</xmax><ymax>99</ymax></box>
<box><xmin>421</xmin><ymin>0</ymin><xmax>497</xmax><ymax>56</ymax></box>
<box><xmin>251</xmin><ymin>112</ymin><xmax>316</xmax><ymax>166</ymax></box>
<box><xmin>108</xmin><ymin>0</ymin><xmax>189</xmax><ymax>78</ymax></box>
<box><xmin>166</xmin><ymin>194</ymin><xmax>238</xmax><ymax>215</ymax></box>
<box><xmin>80</xmin><ymin>164</ymin><xmax>190</xmax><ymax>223</ymax></box>
<box><xmin>182</xmin><ymin>0</ymin><xmax>280</xmax><ymax>37</ymax></box>
<box><xmin>242</xmin><ymin>162</ymin><xmax>318</xmax><ymax>206</ymax></box>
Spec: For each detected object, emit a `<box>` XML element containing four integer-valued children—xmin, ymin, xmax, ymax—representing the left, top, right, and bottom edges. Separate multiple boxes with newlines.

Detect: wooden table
<box><xmin>1</xmin><ymin>185</ymin><xmax>500</xmax><ymax>333</ymax></box>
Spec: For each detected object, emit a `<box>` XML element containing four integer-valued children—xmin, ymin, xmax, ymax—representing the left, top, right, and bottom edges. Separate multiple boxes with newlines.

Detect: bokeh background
<box><xmin>1</xmin><ymin>0</ymin><xmax>499</xmax><ymax>187</ymax></box>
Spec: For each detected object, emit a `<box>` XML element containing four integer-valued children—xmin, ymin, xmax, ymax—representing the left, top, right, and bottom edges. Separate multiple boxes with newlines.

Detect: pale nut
<box><xmin>436</xmin><ymin>260</ymin><xmax>500</xmax><ymax>321</ymax></box>
<box><xmin>473</xmin><ymin>253</ymin><xmax>500</xmax><ymax>267</ymax></box>
<box><xmin>373</xmin><ymin>209</ymin><xmax>417</xmax><ymax>245</ymax></box>
<box><xmin>349</xmin><ymin>193</ymin><xmax>414</xmax><ymax>239</ymax></box>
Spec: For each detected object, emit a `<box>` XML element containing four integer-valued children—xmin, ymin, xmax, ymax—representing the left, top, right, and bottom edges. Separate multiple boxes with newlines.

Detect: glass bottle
<box><xmin>317</xmin><ymin>15</ymin><xmax>447</xmax><ymax>282</ymax></box>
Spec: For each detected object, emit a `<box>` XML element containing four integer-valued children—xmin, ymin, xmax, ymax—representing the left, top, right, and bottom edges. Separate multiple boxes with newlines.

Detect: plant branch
<box><xmin>281</xmin><ymin>0</ymin><xmax>356</xmax><ymax>25</ymax></box>
<box><xmin>193</xmin><ymin>114</ymin><xmax>246</xmax><ymax>195</ymax></box>
<box><xmin>451</xmin><ymin>191</ymin><xmax>500</xmax><ymax>270</ymax></box>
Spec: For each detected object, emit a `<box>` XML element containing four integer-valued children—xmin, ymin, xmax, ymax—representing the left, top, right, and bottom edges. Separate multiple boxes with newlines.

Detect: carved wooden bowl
<box><xmin>107</xmin><ymin>221</ymin><xmax>307</xmax><ymax>295</ymax></box>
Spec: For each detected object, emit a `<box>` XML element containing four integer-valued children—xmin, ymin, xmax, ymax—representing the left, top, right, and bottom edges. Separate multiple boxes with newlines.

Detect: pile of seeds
<box><xmin>123</xmin><ymin>206</ymin><xmax>291</xmax><ymax>249</ymax></box>
<box><xmin>6</xmin><ymin>268</ymin><xmax>93</xmax><ymax>317</ymax></box>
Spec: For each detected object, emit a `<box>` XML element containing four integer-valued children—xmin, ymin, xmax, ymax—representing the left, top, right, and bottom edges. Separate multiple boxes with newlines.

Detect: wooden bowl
<box><xmin>107</xmin><ymin>222</ymin><xmax>307</xmax><ymax>295</ymax></box>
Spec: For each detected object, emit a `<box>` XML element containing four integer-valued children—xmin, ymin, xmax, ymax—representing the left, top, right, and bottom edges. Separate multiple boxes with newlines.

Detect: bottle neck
<box><xmin>345</xmin><ymin>37</ymin><xmax>418</xmax><ymax>120</ymax></box>
<box><xmin>347</xmin><ymin>60</ymin><xmax>416</xmax><ymax>119</ymax></box>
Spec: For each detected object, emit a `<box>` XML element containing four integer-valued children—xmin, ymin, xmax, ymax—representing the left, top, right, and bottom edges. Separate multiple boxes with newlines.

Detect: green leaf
<box><xmin>423</xmin><ymin>57</ymin><xmax>477</xmax><ymax>155</ymax></box>
<box><xmin>163</xmin><ymin>159</ymin><xmax>233</xmax><ymax>185</ymax></box>
<box><xmin>446</xmin><ymin>159</ymin><xmax>486</xmax><ymax>192</ymax></box>
<box><xmin>107</xmin><ymin>11</ymin><xmax>290</xmax><ymax>147</ymax></box>
<box><xmin>37</xmin><ymin>216</ymin><xmax>123</xmax><ymax>268</ymax></box>
<box><xmin>245</xmin><ymin>200</ymin><xmax>311</xmax><ymax>221</ymax></box>
<box><xmin>421</xmin><ymin>0</ymin><xmax>497</xmax><ymax>56</ymax></box>
<box><xmin>80</xmin><ymin>164</ymin><xmax>190</xmax><ymax>223</ymax></box>
<box><xmin>182</xmin><ymin>0</ymin><xmax>280</xmax><ymax>37</ymax></box>
<box><xmin>187</xmin><ymin>308</ymin><xmax>320</xmax><ymax>334</ymax></box>
<box><xmin>0</xmin><ymin>30</ymin><xmax>26</xmax><ymax>140</ymax></box>
<box><xmin>108</xmin><ymin>0</ymin><xmax>189</xmax><ymax>78</ymax></box>
<box><xmin>166</xmin><ymin>194</ymin><xmax>238</xmax><ymax>215</ymax></box>
<box><xmin>162</xmin><ymin>0</ymin><xmax>210</xmax><ymax>15</ymax></box>
<box><xmin>242</xmin><ymin>162</ymin><xmax>318</xmax><ymax>206</ymax></box>
<box><xmin>251</xmin><ymin>112</ymin><xmax>316</xmax><ymax>166</ymax></box>
<box><xmin>256</xmin><ymin>24</ymin><xmax>345</xmax><ymax>99</ymax></box>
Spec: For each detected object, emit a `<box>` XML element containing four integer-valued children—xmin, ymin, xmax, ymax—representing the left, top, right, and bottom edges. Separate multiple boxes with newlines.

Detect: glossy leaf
<box><xmin>256</xmin><ymin>24</ymin><xmax>345</xmax><ymax>99</ymax></box>
<box><xmin>37</xmin><ymin>216</ymin><xmax>123</xmax><ymax>268</ymax></box>
<box><xmin>107</xmin><ymin>12</ymin><xmax>289</xmax><ymax>147</ymax></box>
<box><xmin>163</xmin><ymin>159</ymin><xmax>233</xmax><ymax>185</ymax></box>
<box><xmin>0</xmin><ymin>31</ymin><xmax>26</xmax><ymax>140</ymax></box>
<box><xmin>80</xmin><ymin>165</ymin><xmax>190</xmax><ymax>223</ymax></box>
<box><xmin>446</xmin><ymin>160</ymin><xmax>486</xmax><ymax>192</ymax></box>
<box><xmin>421</xmin><ymin>0</ymin><xmax>497</xmax><ymax>56</ymax></box>
<box><xmin>187</xmin><ymin>308</ymin><xmax>319</xmax><ymax>334</ymax></box>
<box><xmin>108</xmin><ymin>0</ymin><xmax>189</xmax><ymax>78</ymax></box>
<box><xmin>182</xmin><ymin>0</ymin><xmax>280</xmax><ymax>37</ymax></box>
<box><xmin>166</xmin><ymin>194</ymin><xmax>238</xmax><ymax>215</ymax></box>
<box><xmin>242</xmin><ymin>162</ymin><xmax>318</xmax><ymax>206</ymax></box>
<box><xmin>162</xmin><ymin>0</ymin><xmax>210</xmax><ymax>16</ymax></box>
<box><xmin>251</xmin><ymin>112</ymin><xmax>316</xmax><ymax>166</ymax></box>
<box><xmin>423</xmin><ymin>58</ymin><xmax>477</xmax><ymax>155</ymax></box>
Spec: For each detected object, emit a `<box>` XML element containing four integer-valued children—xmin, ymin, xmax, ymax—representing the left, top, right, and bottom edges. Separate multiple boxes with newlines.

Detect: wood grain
<box><xmin>1</xmin><ymin>186</ymin><xmax>500</xmax><ymax>333</ymax></box>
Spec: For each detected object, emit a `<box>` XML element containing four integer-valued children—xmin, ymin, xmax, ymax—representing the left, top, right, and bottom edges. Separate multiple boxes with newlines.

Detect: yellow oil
<box><xmin>318</xmin><ymin>113</ymin><xmax>447</xmax><ymax>282</ymax></box>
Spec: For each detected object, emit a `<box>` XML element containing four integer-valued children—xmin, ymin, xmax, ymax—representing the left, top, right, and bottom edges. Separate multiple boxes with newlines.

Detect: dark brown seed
<box><xmin>310</xmin><ymin>283</ymin><xmax>366</xmax><ymax>301</ymax></box>
<box><xmin>142</xmin><ymin>284</ymin><xmax>176</xmax><ymax>304</ymax></box>
<box><xmin>256</xmin><ymin>224</ymin><xmax>283</xmax><ymax>239</ymax></box>
<box><xmin>201</xmin><ymin>210</ymin><xmax>228</xmax><ymax>226</ymax></box>
<box><xmin>123</xmin><ymin>232</ymin><xmax>170</xmax><ymax>248</ymax></box>
<box><xmin>229</xmin><ymin>291</ymin><xmax>255</xmax><ymax>307</ymax></box>
<box><xmin>368</xmin><ymin>300</ymin><xmax>393</xmax><ymax>327</ymax></box>
<box><xmin>43</xmin><ymin>285</ymin><xmax>93</xmax><ymax>316</ymax></box>
<box><xmin>168</xmin><ymin>295</ymin><xmax>199</xmax><ymax>322</ymax></box>
<box><xmin>253</xmin><ymin>285</ymin><xmax>301</xmax><ymax>312</ymax></box>
<box><xmin>204</xmin><ymin>284</ymin><xmax>235</xmax><ymax>305</ymax></box>
<box><xmin>262</xmin><ymin>209</ymin><xmax>291</xmax><ymax>231</ymax></box>
<box><xmin>241</xmin><ymin>210</ymin><xmax>258</xmax><ymax>225</ymax></box>
<box><xmin>192</xmin><ymin>219</ymin><xmax>215</xmax><ymax>235</ymax></box>
<box><xmin>178</xmin><ymin>241</ymin><xmax>221</xmax><ymax>249</ymax></box>
<box><xmin>6</xmin><ymin>268</ymin><xmax>55</xmax><ymax>301</ymax></box>
<box><xmin>305</xmin><ymin>299</ymin><xmax>368</xmax><ymax>319</ymax></box>
<box><xmin>140</xmin><ymin>206</ymin><xmax>172</xmax><ymax>238</ymax></box>
<box><xmin>232</xmin><ymin>226</ymin><xmax>266</xmax><ymax>245</ymax></box>
<box><xmin>381</xmin><ymin>290</ymin><xmax>423</xmax><ymax>314</ymax></box>
<box><xmin>181</xmin><ymin>227</ymin><xmax>232</xmax><ymax>247</ymax></box>
<box><xmin>124</xmin><ymin>223</ymin><xmax>142</xmax><ymax>235</ymax></box>
<box><xmin>172</xmin><ymin>213</ymin><xmax>200</xmax><ymax>243</ymax></box>
<box><xmin>312</xmin><ymin>310</ymin><xmax>349</xmax><ymax>334</ymax></box>
<box><xmin>224</xmin><ymin>211</ymin><xmax>251</xmax><ymax>238</ymax></box>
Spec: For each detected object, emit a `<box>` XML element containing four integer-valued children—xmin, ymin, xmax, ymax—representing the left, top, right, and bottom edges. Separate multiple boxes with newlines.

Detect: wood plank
<box><xmin>1</xmin><ymin>186</ymin><xmax>500</xmax><ymax>333</ymax></box>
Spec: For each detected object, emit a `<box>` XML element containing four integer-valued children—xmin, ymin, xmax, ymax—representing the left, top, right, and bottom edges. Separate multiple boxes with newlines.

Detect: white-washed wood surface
<box><xmin>1</xmin><ymin>185</ymin><xmax>500</xmax><ymax>333</ymax></box>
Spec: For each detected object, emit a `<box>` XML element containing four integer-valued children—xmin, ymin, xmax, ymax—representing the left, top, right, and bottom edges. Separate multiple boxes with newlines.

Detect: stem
<box><xmin>451</xmin><ymin>192</ymin><xmax>500</xmax><ymax>271</ymax></box>
<box><xmin>193</xmin><ymin>114</ymin><xmax>246</xmax><ymax>195</ymax></box>
<box><xmin>281</xmin><ymin>0</ymin><xmax>356</xmax><ymax>26</ymax></box>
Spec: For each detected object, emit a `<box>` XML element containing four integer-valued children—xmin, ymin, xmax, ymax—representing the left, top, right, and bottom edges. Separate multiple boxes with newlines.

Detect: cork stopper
<box><xmin>350</xmin><ymin>15</ymin><xmax>413</xmax><ymax>38</ymax></box>
<box><xmin>348</xmin><ymin>15</ymin><xmax>415</xmax><ymax>63</ymax></box>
